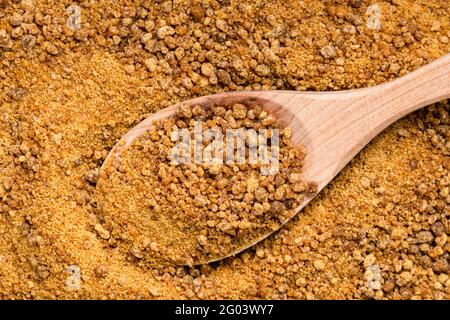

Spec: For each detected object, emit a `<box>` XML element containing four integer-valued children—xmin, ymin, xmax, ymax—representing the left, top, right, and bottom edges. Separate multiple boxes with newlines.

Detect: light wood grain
<box><xmin>101</xmin><ymin>53</ymin><xmax>450</xmax><ymax>264</ymax></box>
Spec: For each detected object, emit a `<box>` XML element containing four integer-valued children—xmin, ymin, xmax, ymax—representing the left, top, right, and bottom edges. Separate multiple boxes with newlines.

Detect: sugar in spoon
<box><xmin>99</xmin><ymin>53</ymin><xmax>449</xmax><ymax>265</ymax></box>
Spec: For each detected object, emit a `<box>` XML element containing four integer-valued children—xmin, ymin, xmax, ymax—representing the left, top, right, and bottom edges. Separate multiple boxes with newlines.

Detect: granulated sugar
<box><xmin>0</xmin><ymin>0</ymin><xmax>448</xmax><ymax>299</ymax></box>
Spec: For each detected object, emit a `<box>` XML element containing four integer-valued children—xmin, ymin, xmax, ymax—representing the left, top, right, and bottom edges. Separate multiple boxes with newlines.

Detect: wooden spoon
<box><xmin>99</xmin><ymin>53</ymin><xmax>449</xmax><ymax>264</ymax></box>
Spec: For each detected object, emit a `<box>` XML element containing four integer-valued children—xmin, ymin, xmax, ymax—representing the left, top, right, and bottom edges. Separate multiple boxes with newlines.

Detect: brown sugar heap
<box><xmin>0</xmin><ymin>0</ymin><xmax>448</xmax><ymax>299</ymax></box>
<box><xmin>97</xmin><ymin>104</ymin><xmax>316</xmax><ymax>266</ymax></box>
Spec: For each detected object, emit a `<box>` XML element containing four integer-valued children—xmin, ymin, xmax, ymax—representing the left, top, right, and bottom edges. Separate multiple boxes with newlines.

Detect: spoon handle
<box><xmin>265</xmin><ymin>53</ymin><xmax>450</xmax><ymax>187</ymax></box>
<box><xmin>368</xmin><ymin>53</ymin><xmax>450</xmax><ymax>120</ymax></box>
